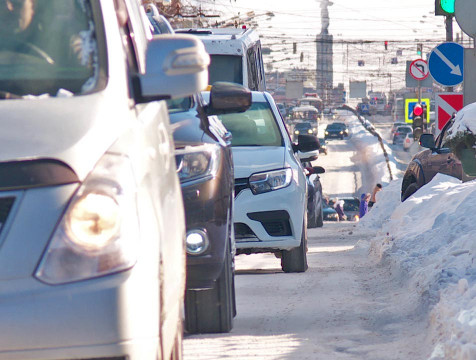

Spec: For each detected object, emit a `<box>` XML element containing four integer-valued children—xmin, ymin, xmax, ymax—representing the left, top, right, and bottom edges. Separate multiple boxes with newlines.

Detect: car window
<box><xmin>218</xmin><ymin>101</ymin><xmax>283</xmax><ymax>146</ymax></box>
<box><xmin>166</xmin><ymin>97</ymin><xmax>194</xmax><ymax>115</ymax></box>
<box><xmin>397</xmin><ymin>126</ymin><xmax>412</xmax><ymax>133</ymax></box>
<box><xmin>0</xmin><ymin>0</ymin><xmax>99</xmax><ymax>96</ymax></box>
<box><xmin>209</xmin><ymin>55</ymin><xmax>243</xmax><ymax>85</ymax></box>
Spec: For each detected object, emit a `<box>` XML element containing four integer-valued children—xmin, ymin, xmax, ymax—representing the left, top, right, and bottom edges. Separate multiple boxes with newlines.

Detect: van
<box><xmin>176</xmin><ymin>27</ymin><xmax>266</xmax><ymax>91</ymax></box>
<box><xmin>0</xmin><ymin>0</ymin><xmax>209</xmax><ymax>359</ymax></box>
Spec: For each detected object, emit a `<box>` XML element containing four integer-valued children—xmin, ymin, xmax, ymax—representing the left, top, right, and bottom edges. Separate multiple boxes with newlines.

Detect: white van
<box><xmin>177</xmin><ymin>27</ymin><xmax>266</xmax><ymax>91</ymax></box>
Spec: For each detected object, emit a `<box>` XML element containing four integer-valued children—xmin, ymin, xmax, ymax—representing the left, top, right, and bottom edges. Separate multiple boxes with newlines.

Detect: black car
<box><xmin>293</xmin><ymin>121</ymin><xmax>317</xmax><ymax>140</ymax></box>
<box><xmin>168</xmin><ymin>83</ymin><xmax>251</xmax><ymax>334</ymax></box>
<box><xmin>401</xmin><ymin>119</ymin><xmax>463</xmax><ymax>201</ymax></box>
<box><xmin>303</xmin><ymin>165</ymin><xmax>325</xmax><ymax>228</ymax></box>
<box><xmin>325</xmin><ymin>123</ymin><xmax>347</xmax><ymax>140</ymax></box>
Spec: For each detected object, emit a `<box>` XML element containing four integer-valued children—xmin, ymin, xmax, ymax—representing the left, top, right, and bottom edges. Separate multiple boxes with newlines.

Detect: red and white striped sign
<box><xmin>436</xmin><ymin>93</ymin><xmax>464</xmax><ymax>134</ymax></box>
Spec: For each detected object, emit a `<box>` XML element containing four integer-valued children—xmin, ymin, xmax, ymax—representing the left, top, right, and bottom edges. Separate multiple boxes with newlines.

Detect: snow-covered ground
<box><xmin>334</xmin><ymin>111</ymin><xmax>476</xmax><ymax>359</ymax></box>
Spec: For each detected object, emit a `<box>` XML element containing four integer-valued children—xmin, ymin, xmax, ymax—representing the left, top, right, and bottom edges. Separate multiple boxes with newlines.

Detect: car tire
<box><xmin>281</xmin><ymin>221</ymin><xmax>308</xmax><ymax>273</ymax></box>
<box><xmin>402</xmin><ymin>183</ymin><xmax>419</xmax><ymax>202</ymax></box>
<box><xmin>184</xmin><ymin>240</ymin><xmax>234</xmax><ymax>334</ymax></box>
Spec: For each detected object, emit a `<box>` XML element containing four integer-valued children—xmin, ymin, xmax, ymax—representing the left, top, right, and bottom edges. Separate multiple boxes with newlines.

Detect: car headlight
<box><xmin>249</xmin><ymin>168</ymin><xmax>292</xmax><ymax>195</ymax></box>
<box><xmin>307</xmin><ymin>129</ymin><xmax>313</xmax><ymax>134</ymax></box>
<box><xmin>294</xmin><ymin>130</ymin><xmax>300</xmax><ymax>135</ymax></box>
<box><xmin>340</xmin><ymin>131</ymin><xmax>343</xmax><ymax>134</ymax></box>
<box><xmin>175</xmin><ymin>144</ymin><xmax>221</xmax><ymax>183</ymax></box>
<box><xmin>36</xmin><ymin>153</ymin><xmax>139</xmax><ymax>285</ymax></box>
<box><xmin>325</xmin><ymin>131</ymin><xmax>329</xmax><ymax>135</ymax></box>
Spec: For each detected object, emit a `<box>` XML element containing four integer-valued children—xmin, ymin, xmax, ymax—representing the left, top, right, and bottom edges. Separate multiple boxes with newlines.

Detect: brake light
<box><xmin>395</xmin><ymin>132</ymin><xmax>400</xmax><ymax>136</ymax></box>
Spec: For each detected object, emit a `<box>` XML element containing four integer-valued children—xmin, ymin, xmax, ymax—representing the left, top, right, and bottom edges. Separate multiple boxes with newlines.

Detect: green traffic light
<box><xmin>440</xmin><ymin>0</ymin><xmax>455</xmax><ymax>14</ymax></box>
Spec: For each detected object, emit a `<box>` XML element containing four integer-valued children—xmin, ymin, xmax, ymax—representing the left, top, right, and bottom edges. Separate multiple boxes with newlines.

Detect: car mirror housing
<box><xmin>312</xmin><ymin>166</ymin><xmax>325</xmax><ymax>174</ymax></box>
<box><xmin>138</xmin><ymin>34</ymin><xmax>210</xmax><ymax>102</ymax></box>
<box><xmin>419</xmin><ymin>133</ymin><xmax>436</xmax><ymax>149</ymax></box>
<box><xmin>296</xmin><ymin>134</ymin><xmax>320</xmax><ymax>153</ymax></box>
<box><xmin>298</xmin><ymin>149</ymin><xmax>319</xmax><ymax>162</ymax></box>
<box><xmin>205</xmin><ymin>82</ymin><xmax>252</xmax><ymax>115</ymax></box>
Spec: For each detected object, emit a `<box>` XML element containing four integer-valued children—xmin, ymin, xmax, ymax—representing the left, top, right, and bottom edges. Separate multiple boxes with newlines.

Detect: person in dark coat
<box><xmin>333</xmin><ymin>199</ymin><xmax>347</xmax><ymax>221</ymax></box>
<box><xmin>359</xmin><ymin>193</ymin><xmax>371</xmax><ymax>219</ymax></box>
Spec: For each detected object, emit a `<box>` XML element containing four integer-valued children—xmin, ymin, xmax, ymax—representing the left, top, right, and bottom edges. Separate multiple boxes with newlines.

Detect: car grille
<box><xmin>0</xmin><ymin>197</ymin><xmax>15</xmax><ymax>231</ymax></box>
<box><xmin>261</xmin><ymin>220</ymin><xmax>291</xmax><ymax>236</ymax></box>
<box><xmin>234</xmin><ymin>178</ymin><xmax>249</xmax><ymax>197</ymax></box>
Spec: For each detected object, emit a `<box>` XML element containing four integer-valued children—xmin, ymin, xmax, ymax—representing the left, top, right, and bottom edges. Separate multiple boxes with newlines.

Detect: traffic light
<box><xmin>412</xmin><ymin>104</ymin><xmax>424</xmax><ymax>140</ymax></box>
<box><xmin>384</xmin><ymin>41</ymin><xmax>388</xmax><ymax>51</ymax></box>
<box><xmin>417</xmin><ymin>43</ymin><xmax>422</xmax><ymax>56</ymax></box>
<box><xmin>293</xmin><ymin>42</ymin><xmax>297</xmax><ymax>54</ymax></box>
<box><xmin>435</xmin><ymin>0</ymin><xmax>455</xmax><ymax>16</ymax></box>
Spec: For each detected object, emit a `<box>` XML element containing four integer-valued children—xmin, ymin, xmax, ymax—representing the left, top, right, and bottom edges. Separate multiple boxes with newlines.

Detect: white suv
<box><xmin>205</xmin><ymin>92</ymin><xmax>320</xmax><ymax>272</ymax></box>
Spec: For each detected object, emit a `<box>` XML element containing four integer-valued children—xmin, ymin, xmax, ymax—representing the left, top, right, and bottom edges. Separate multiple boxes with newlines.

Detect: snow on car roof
<box><xmin>447</xmin><ymin>101</ymin><xmax>476</xmax><ymax>140</ymax></box>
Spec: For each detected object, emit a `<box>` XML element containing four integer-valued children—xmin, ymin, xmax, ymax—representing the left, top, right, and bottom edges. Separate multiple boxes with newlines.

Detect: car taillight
<box><xmin>395</xmin><ymin>132</ymin><xmax>400</xmax><ymax>136</ymax></box>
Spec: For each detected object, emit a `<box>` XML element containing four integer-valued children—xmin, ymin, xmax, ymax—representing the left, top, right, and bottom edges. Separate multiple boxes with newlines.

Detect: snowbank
<box><xmin>359</xmin><ymin>173</ymin><xmax>476</xmax><ymax>359</ymax></box>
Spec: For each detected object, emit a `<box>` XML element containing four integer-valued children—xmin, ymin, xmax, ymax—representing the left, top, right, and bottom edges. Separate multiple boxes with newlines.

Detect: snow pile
<box><xmin>447</xmin><ymin>102</ymin><xmax>476</xmax><ymax>140</ymax></box>
<box><xmin>359</xmin><ymin>174</ymin><xmax>476</xmax><ymax>359</ymax></box>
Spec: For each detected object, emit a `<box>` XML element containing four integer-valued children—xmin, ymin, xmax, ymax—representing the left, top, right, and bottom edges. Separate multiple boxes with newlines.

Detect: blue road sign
<box><xmin>360</xmin><ymin>103</ymin><xmax>369</xmax><ymax>113</ymax></box>
<box><xmin>428</xmin><ymin>42</ymin><xmax>464</xmax><ymax>86</ymax></box>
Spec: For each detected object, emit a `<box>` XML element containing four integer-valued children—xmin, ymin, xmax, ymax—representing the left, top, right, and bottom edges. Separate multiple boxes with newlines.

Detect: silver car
<box><xmin>0</xmin><ymin>0</ymin><xmax>209</xmax><ymax>359</ymax></box>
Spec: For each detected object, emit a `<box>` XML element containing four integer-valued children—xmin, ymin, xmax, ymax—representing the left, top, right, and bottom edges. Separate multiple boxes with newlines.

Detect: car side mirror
<box><xmin>312</xmin><ymin>166</ymin><xmax>325</xmax><ymax>174</ymax></box>
<box><xmin>138</xmin><ymin>34</ymin><xmax>210</xmax><ymax>102</ymax></box>
<box><xmin>298</xmin><ymin>149</ymin><xmax>319</xmax><ymax>162</ymax></box>
<box><xmin>205</xmin><ymin>82</ymin><xmax>252</xmax><ymax>115</ymax></box>
<box><xmin>296</xmin><ymin>134</ymin><xmax>320</xmax><ymax>153</ymax></box>
<box><xmin>419</xmin><ymin>133</ymin><xmax>436</xmax><ymax>149</ymax></box>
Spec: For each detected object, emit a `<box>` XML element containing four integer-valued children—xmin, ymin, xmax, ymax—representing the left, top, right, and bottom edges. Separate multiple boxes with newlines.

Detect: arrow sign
<box><xmin>429</xmin><ymin>42</ymin><xmax>464</xmax><ymax>86</ymax></box>
<box><xmin>433</xmin><ymin>48</ymin><xmax>462</xmax><ymax>76</ymax></box>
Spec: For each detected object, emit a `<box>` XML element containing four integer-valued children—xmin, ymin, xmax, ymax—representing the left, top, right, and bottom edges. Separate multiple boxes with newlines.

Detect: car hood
<box><xmin>0</xmin><ymin>93</ymin><xmax>128</xmax><ymax>181</ymax></box>
<box><xmin>232</xmin><ymin>146</ymin><xmax>286</xmax><ymax>178</ymax></box>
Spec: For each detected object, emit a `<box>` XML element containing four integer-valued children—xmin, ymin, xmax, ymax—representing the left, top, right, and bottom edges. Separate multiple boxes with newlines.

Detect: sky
<box><xmin>187</xmin><ymin>0</ymin><xmax>469</xmax><ymax>92</ymax></box>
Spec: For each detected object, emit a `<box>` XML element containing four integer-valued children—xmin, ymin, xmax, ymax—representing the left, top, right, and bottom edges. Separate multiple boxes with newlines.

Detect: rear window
<box><xmin>209</xmin><ymin>55</ymin><xmax>242</xmax><ymax>85</ymax></box>
<box><xmin>397</xmin><ymin>127</ymin><xmax>412</xmax><ymax>133</ymax></box>
<box><xmin>218</xmin><ymin>102</ymin><xmax>283</xmax><ymax>147</ymax></box>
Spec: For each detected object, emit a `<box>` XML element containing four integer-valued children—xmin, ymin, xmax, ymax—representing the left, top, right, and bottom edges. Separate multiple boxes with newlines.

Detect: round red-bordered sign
<box><xmin>410</xmin><ymin>59</ymin><xmax>429</xmax><ymax>81</ymax></box>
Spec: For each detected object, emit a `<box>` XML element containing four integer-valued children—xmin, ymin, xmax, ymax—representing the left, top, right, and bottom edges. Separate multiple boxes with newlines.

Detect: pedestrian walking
<box><xmin>359</xmin><ymin>193</ymin><xmax>371</xmax><ymax>219</ymax></box>
<box><xmin>369</xmin><ymin>183</ymin><xmax>382</xmax><ymax>208</ymax></box>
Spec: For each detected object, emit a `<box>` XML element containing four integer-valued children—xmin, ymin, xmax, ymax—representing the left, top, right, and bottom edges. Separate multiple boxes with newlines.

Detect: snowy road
<box><xmin>184</xmin><ymin>116</ymin><xmax>432</xmax><ymax>359</ymax></box>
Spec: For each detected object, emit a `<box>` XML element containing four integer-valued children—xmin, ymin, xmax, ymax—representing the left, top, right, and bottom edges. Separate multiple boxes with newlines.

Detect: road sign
<box><xmin>409</xmin><ymin>59</ymin><xmax>429</xmax><ymax>80</ymax></box>
<box><xmin>435</xmin><ymin>93</ymin><xmax>463</xmax><ymax>134</ymax></box>
<box><xmin>405</xmin><ymin>61</ymin><xmax>433</xmax><ymax>88</ymax></box>
<box><xmin>360</xmin><ymin>103</ymin><xmax>369</xmax><ymax>113</ymax></box>
<box><xmin>405</xmin><ymin>98</ymin><xmax>430</xmax><ymax>123</ymax></box>
<box><xmin>455</xmin><ymin>0</ymin><xmax>476</xmax><ymax>38</ymax></box>
<box><xmin>428</xmin><ymin>42</ymin><xmax>464</xmax><ymax>87</ymax></box>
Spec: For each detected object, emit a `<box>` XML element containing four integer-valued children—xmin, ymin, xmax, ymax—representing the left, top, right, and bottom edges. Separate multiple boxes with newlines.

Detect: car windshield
<box><xmin>209</xmin><ymin>55</ymin><xmax>243</xmax><ymax>85</ymax></box>
<box><xmin>326</xmin><ymin>124</ymin><xmax>342</xmax><ymax>130</ymax></box>
<box><xmin>218</xmin><ymin>101</ymin><xmax>283</xmax><ymax>147</ymax></box>
<box><xmin>0</xmin><ymin>0</ymin><xmax>98</xmax><ymax>97</ymax></box>
<box><xmin>295</xmin><ymin>122</ymin><xmax>312</xmax><ymax>130</ymax></box>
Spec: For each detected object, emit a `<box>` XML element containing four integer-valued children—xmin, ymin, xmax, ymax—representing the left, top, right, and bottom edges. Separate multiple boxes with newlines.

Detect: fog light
<box><xmin>186</xmin><ymin>230</ymin><xmax>209</xmax><ymax>255</ymax></box>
